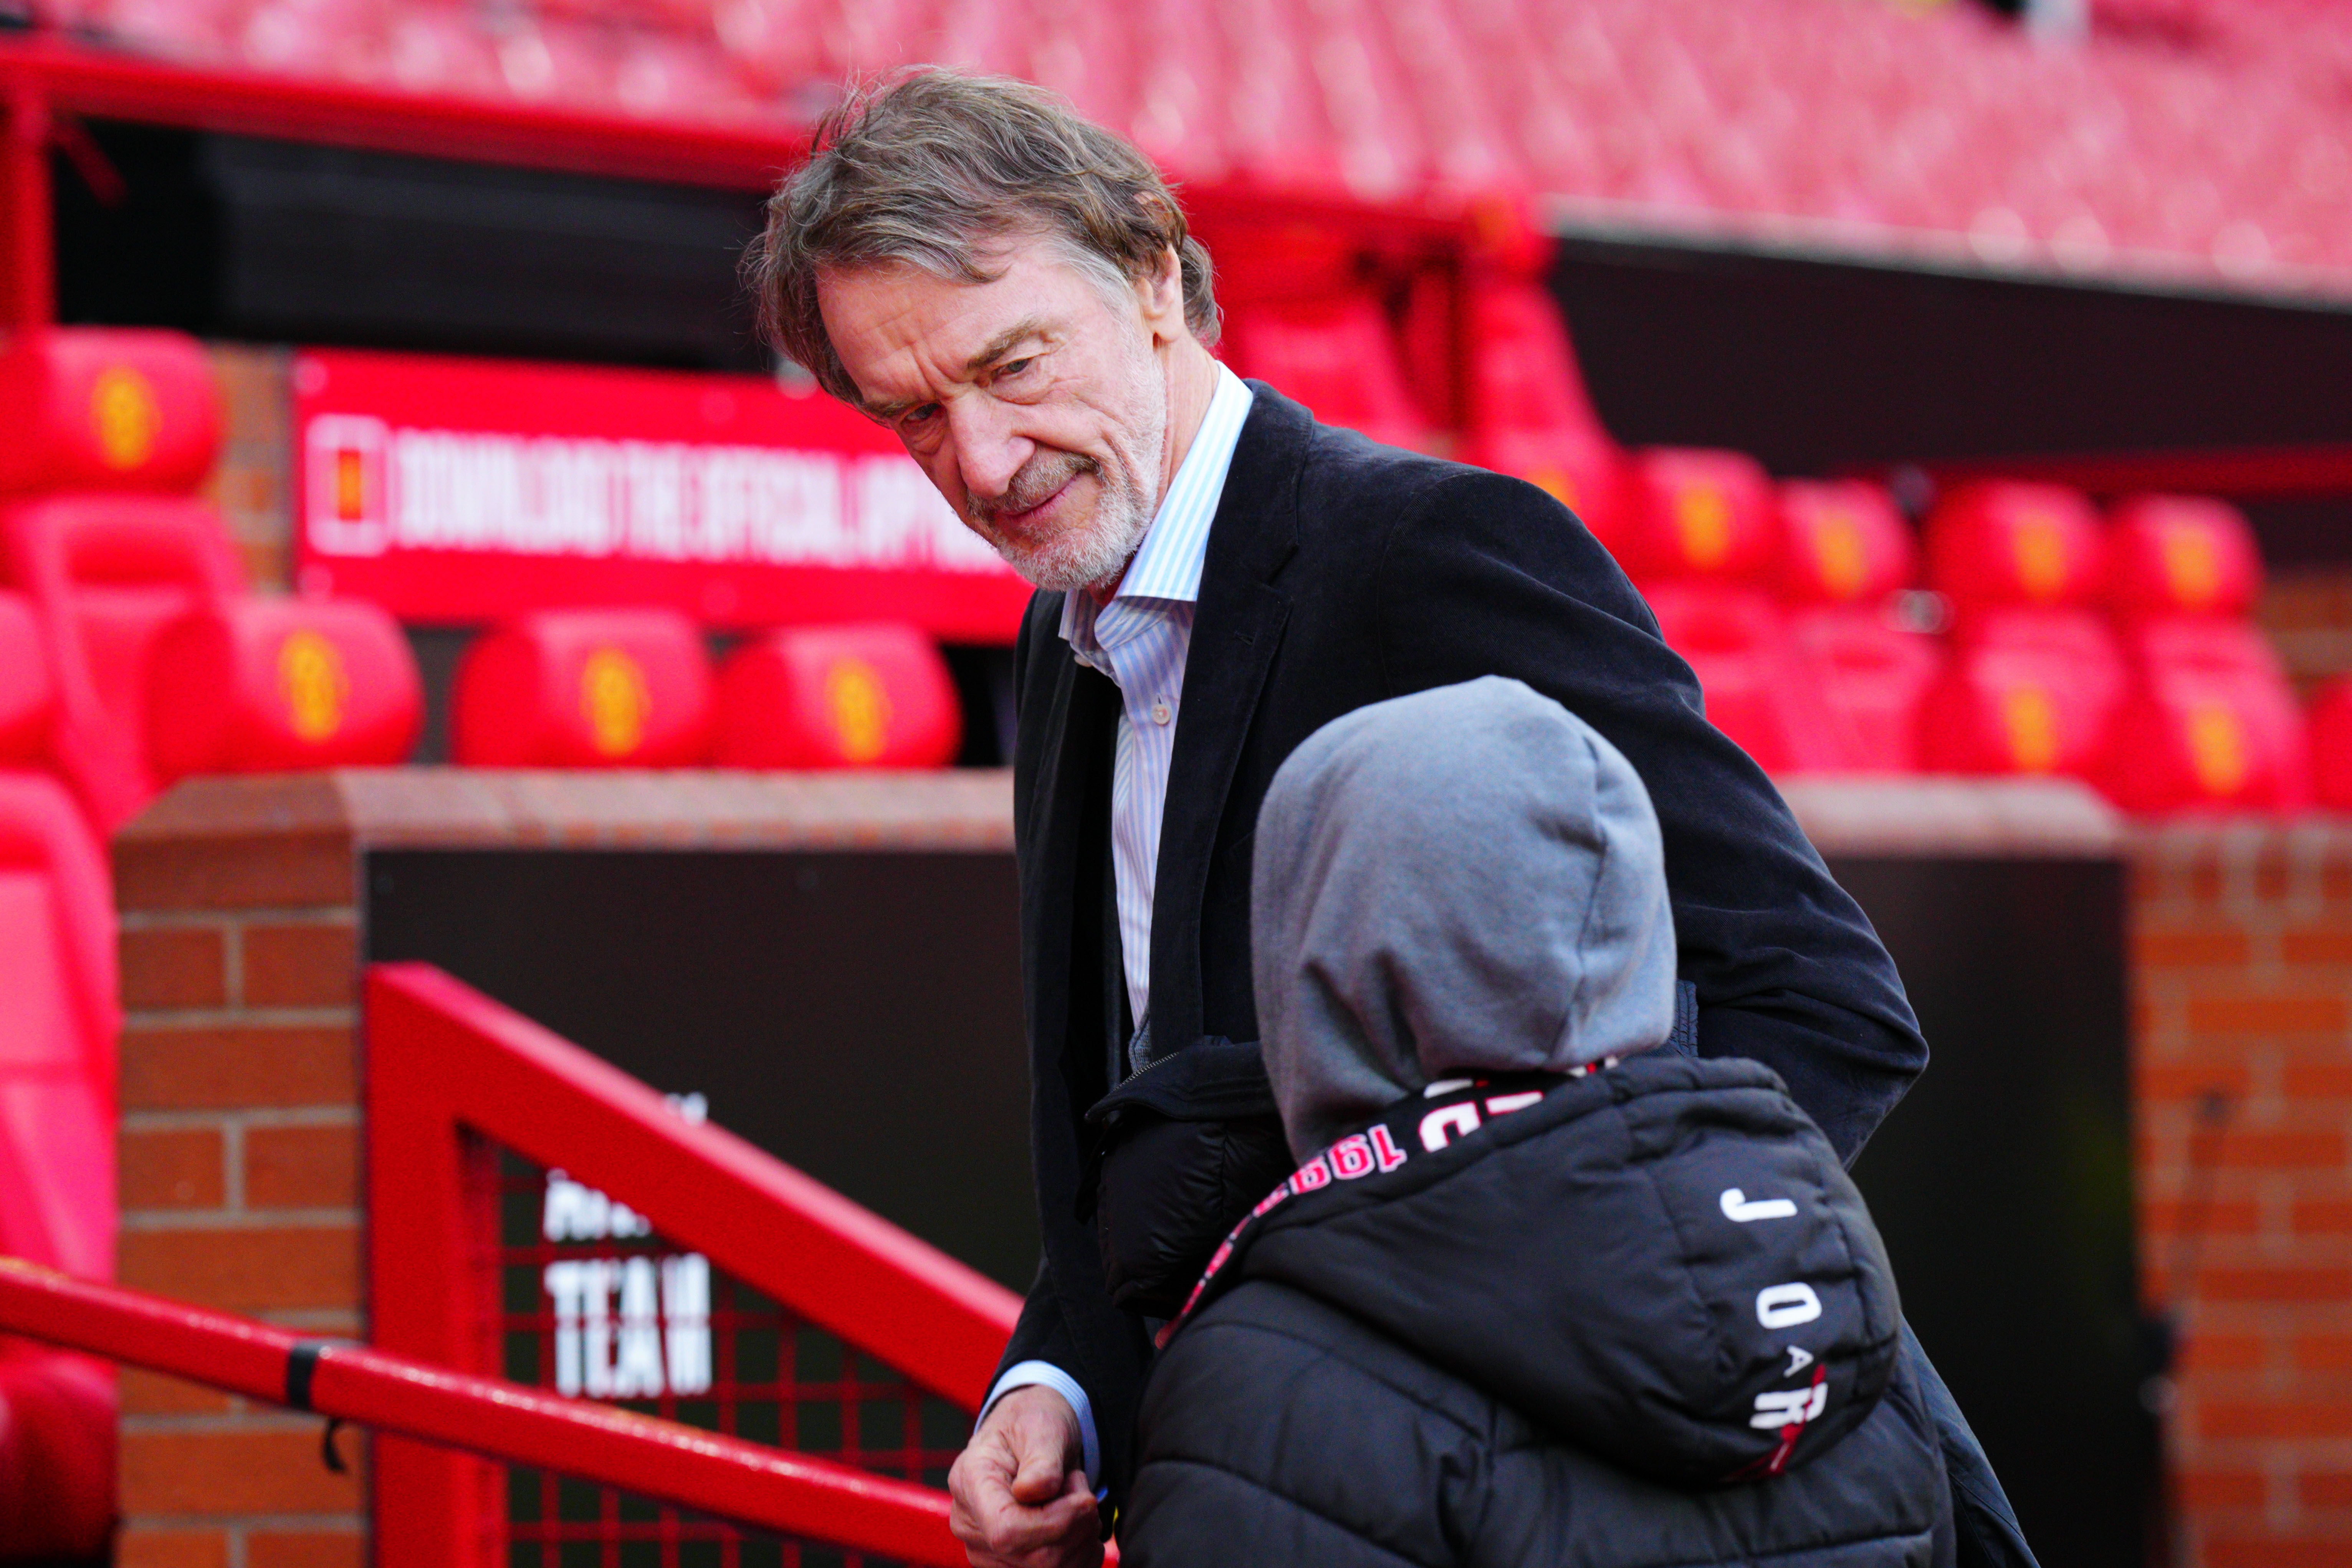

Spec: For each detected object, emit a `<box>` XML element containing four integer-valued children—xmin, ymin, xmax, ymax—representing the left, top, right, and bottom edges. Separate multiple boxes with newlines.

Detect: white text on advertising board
<box><xmin>306</xmin><ymin>414</ymin><xmax>1005</xmax><ymax>574</ymax></box>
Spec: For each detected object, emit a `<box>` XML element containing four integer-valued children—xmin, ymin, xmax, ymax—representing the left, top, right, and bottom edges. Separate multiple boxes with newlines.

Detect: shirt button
<box><xmin>1151</xmin><ymin>698</ymin><xmax>1173</xmax><ymax>726</ymax></box>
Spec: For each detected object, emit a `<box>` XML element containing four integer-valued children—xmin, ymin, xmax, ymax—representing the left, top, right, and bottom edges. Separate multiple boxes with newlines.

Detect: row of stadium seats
<box><xmin>1224</xmin><ymin>274</ymin><xmax>2334</xmax><ymax>816</ymax></box>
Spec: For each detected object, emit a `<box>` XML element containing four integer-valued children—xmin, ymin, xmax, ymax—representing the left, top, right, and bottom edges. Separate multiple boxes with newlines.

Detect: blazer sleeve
<box><xmin>1372</xmin><ymin>468</ymin><xmax>1928</xmax><ymax>1162</ymax></box>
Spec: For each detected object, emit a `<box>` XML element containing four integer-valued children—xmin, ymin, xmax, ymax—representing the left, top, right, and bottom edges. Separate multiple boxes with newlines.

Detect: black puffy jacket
<box><xmin>1121</xmin><ymin>1055</ymin><xmax>1955</xmax><ymax>1567</ymax></box>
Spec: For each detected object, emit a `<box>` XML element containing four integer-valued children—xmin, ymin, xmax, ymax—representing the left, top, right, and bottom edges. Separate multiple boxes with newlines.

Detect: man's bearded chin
<box><xmin>967</xmin><ymin>452</ymin><xmax>1154</xmax><ymax>596</ymax></box>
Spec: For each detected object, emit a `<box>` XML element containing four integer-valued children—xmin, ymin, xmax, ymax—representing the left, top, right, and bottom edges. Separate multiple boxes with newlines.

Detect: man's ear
<box><xmin>1138</xmin><ymin>245</ymin><xmax>1189</xmax><ymax>346</ymax></box>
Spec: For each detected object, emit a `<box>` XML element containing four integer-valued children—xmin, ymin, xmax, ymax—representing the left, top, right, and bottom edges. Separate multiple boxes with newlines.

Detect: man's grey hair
<box><xmin>746</xmin><ymin>69</ymin><xmax>1220</xmax><ymax>404</ymax></box>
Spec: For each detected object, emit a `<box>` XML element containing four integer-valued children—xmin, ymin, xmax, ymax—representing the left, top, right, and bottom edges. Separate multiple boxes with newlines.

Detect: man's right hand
<box><xmin>947</xmin><ymin>1384</ymin><xmax>1103</xmax><ymax>1568</ymax></box>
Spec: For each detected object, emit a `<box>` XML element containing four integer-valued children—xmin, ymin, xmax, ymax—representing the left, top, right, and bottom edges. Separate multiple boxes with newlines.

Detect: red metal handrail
<box><xmin>0</xmin><ymin>1256</ymin><xmax>967</xmax><ymax>1565</ymax></box>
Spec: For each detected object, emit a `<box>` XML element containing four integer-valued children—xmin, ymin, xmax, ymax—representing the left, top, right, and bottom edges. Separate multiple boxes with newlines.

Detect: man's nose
<box><xmin>946</xmin><ymin>398</ymin><xmax>1033</xmax><ymax>500</ymax></box>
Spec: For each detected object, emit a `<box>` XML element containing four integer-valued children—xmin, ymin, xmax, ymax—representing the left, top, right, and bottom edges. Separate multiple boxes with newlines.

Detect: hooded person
<box><xmin>1118</xmin><ymin>676</ymin><xmax>1960</xmax><ymax>1567</ymax></box>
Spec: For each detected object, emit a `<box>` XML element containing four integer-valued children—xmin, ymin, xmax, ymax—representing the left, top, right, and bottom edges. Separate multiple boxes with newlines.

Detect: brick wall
<box><xmin>113</xmin><ymin>795</ymin><xmax>364</xmax><ymax>1568</ymax></box>
<box><xmin>2136</xmin><ymin>821</ymin><xmax>2352</xmax><ymax>1567</ymax></box>
<box><xmin>107</xmin><ymin>768</ymin><xmax>1015</xmax><ymax>1565</ymax></box>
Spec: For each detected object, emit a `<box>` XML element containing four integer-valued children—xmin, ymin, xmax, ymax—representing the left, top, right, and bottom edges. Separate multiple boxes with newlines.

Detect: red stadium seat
<box><xmin>1221</xmin><ymin>296</ymin><xmax>1429</xmax><ymax>452</ymax></box>
<box><xmin>1925</xmin><ymin>481</ymin><xmax>2106</xmax><ymax>611</ymax></box>
<box><xmin>1777</xmin><ymin>480</ymin><xmax>1915</xmax><ymax>605</ymax></box>
<box><xmin>1788</xmin><ymin>607</ymin><xmax>1943</xmax><ymax>774</ymax></box>
<box><xmin>2104</xmin><ymin>619</ymin><xmax>2309</xmax><ymax>812</ymax></box>
<box><xmin>1461</xmin><ymin>280</ymin><xmax>1629</xmax><ymax>547</ymax></box>
<box><xmin>146</xmin><ymin>598</ymin><xmax>424</xmax><ymax>785</ymax></box>
<box><xmin>1920</xmin><ymin>607</ymin><xmax>2125</xmax><ymax>779</ymax></box>
<box><xmin>0</xmin><ymin>641</ymin><xmax>119</xmax><ymax>1555</ymax></box>
<box><xmin>1621</xmin><ymin>449</ymin><xmax>1778</xmax><ymax>585</ymax></box>
<box><xmin>452</xmin><ymin>609</ymin><xmax>713</xmax><ymax>767</ymax></box>
<box><xmin>2105</xmin><ymin>494</ymin><xmax>2263</xmax><ymax>620</ymax></box>
<box><xmin>0</xmin><ymin>326</ymin><xmax>222</xmax><ymax>496</ymax></box>
<box><xmin>712</xmin><ymin>624</ymin><xmax>962</xmax><ymax>769</ymax></box>
<box><xmin>2309</xmin><ymin>677</ymin><xmax>2352</xmax><ymax>812</ymax></box>
<box><xmin>1643</xmin><ymin>582</ymin><xmax>1842</xmax><ymax>774</ymax></box>
<box><xmin>0</xmin><ymin>495</ymin><xmax>246</xmax><ymax>830</ymax></box>
<box><xmin>0</xmin><ymin>595</ymin><xmax>54</xmax><ymax>764</ymax></box>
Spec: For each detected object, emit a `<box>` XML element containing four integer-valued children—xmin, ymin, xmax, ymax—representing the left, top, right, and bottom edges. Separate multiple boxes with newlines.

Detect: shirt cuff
<box><xmin>978</xmin><ymin>1360</ymin><xmax>1102</xmax><ymax>1485</ymax></box>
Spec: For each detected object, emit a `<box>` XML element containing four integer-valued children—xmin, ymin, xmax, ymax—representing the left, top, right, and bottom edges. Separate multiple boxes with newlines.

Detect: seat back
<box><xmin>0</xmin><ymin>495</ymin><xmax>246</xmax><ymax>829</ymax></box>
<box><xmin>1621</xmin><ymin>449</ymin><xmax>1778</xmax><ymax>586</ymax></box>
<box><xmin>452</xmin><ymin>609</ymin><xmax>713</xmax><ymax>767</ymax></box>
<box><xmin>1643</xmin><ymin>583</ymin><xmax>1841</xmax><ymax>774</ymax></box>
<box><xmin>0</xmin><ymin>609</ymin><xmax>117</xmax><ymax>1284</ymax></box>
<box><xmin>1460</xmin><ymin>281</ymin><xmax>1628</xmax><ymax>545</ymax></box>
<box><xmin>2308</xmin><ymin>677</ymin><xmax>2352</xmax><ymax>812</ymax></box>
<box><xmin>147</xmin><ymin>598</ymin><xmax>425</xmax><ymax>785</ymax></box>
<box><xmin>1777</xmin><ymin>480</ymin><xmax>1915</xmax><ymax>605</ymax></box>
<box><xmin>1925</xmin><ymin>481</ymin><xmax>2106</xmax><ymax>612</ymax></box>
<box><xmin>2105</xmin><ymin>495</ymin><xmax>2262</xmax><ymax>621</ymax></box>
<box><xmin>1788</xmin><ymin>606</ymin><xmax>1943</xmax><ymax>774</ymax></box>
<box><xmin>1921</xmin><ymin>607</ymin><xmax>2124</xmax><ymax>779</ymax></box>
<box><xmin>1221</xmin><ymin>296</ymin><xmax>1429</xmax><ymax>451</ymax></box>
<box><xmin>2105</xmin><ymin>618</ymin><xmax>2309</xmax><ymax>812</ymax></box>
<box><xmin>712</xmin><ymin>624</ymin><xmax>962</xmax><ymax>769</ymax></box>
<box><xmin>0</xmin><ymin>327</ymin><xmax>222</xmax><ymax>497</ymax></box>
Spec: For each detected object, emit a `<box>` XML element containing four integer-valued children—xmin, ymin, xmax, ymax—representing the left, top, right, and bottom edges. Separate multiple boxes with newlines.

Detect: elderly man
<box><xmin>748</xmin><ymin>69</ymin><xmax>2030</xmax><ymax>1568</ymax></box>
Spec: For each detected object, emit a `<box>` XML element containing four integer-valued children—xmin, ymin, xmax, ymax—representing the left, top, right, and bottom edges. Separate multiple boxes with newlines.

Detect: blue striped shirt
<box><xmin>1059</xmin><ymin>364</ymin><xmax>1255</xmax><ymax>1047</ymax></box>
<box><xmin>979</xmin><ymin>365</ymin><xmax>1254</xmax><ymax>1479</ymax></box>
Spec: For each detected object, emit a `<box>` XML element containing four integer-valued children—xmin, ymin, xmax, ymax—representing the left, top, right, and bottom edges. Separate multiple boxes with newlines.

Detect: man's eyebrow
<box><xmin>964</xmin><ymin>318</ymin><xmax>1049</xmax><ymax>376</ymax></box>
<box><xmin>862</xmin><ymin>319</ymin><xmax>1052</xmax><ymax>422</ymax></box>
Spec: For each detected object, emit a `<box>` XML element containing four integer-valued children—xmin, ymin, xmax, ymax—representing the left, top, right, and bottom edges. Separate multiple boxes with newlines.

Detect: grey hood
<box><xmin>1252</xmin><ymin>676</ymin><xmax>1678</xmax><ymax>1158</ymax></box>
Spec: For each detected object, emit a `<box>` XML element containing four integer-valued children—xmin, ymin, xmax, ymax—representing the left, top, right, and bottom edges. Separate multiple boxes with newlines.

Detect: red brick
<box><xmin>2210</xmin><ymin>1541</ymin><xmax>2352</xmax><ymax>1568</ymax></box>
<box><xmin>2256</xmin><ymin>854</ymin><xmax>2297</xmax><ymax>901</ymax></box>
<box><xmin>2177</xmin><ymin>1332</ymin><xmax>2268</xmax><ymax>1373</ymax></box>
<box><xmin>2302</xmin><ymin>1472</ymin><xmax>2352</xmax><ymax>1508</ymax></box>
<box><xmin>118</xmin><ymin>1366</ymin><xmax>233</xmax><ymax>1416</ymax></box>
<box><xmin>2216</xmin><ymin>1128</ymin><xmax>2348</xmax><ymax>1171</ymax></box>
<box><xmin>2303</xmin><ymin>1335</ymin><xmax>2352</xmax><ymax>1372</ymax></box>
<box><xmin>2287</xmin><ymin>926</ymin><xmax>2352</xmax><ymax>966</ymax></box>
<box><xmin>119</xmin><ymin>926</ymin><xmax>227</xmax><ymax>1010</ymax></box>
<box><xmin>119</xmin><ymin>1224</ymin><xmax>357</xmax><ymax>1312</ymax></box>
<box><xmin>2139</xmin><ymin>928</ymin><xmax>2254</xmax><ymax>968</ymax></box>
<box><xmin>2181</xmin><ymin>1469</ymin><xmax>2269</xmax><ymax>1508</ymax></box>
<box><xmin>116</xmin><ymin>1529</ymin><xmax>229</xmax><ymax>1568</ymax></box>
<box><xmin>248</xmin><ymin>1533</ymin><xmax>364</xmax><ymax>1568</ymax></box>
<box><xmin>2298</xmin><ymin>1198</ymin><xmax>2352</xmax><ymax>1237</ymax></box>
<box><xmin>2186</xmin><ymin>994</ymin><xmax>2349</xmax><ymax>1037</ymax></box>
<box><xmin>242</xmin><ymin>922</ymin><xmax>357</xmax><ymax>1008</ymax></box>
<box><xmin>120</xmin><ymin>1426</ymin><xmax>364</xmax><ymax>1514</ymax></box>
<box><xmin>2137</xmin><ymin>1060</ymin><xmax>2255</xmax><ymax>1104</ymax></box>
<box><xmin>2286</xmin><ymin>1060</ymin><xmax>2352</xmax><ymax>1099</ymax></box>
<box><xmin>114</xmin><ymin>831</ymin><xmax>354</xmax><ymax>911</ymax></box>
<box><xmin>2199</xmin><ymin>1397</ymin><xmax>2352</xmax><ymax>1438</ymax></box>
<box><xmin>119</xmin><ymin>1127</ymin><xmax>225</xmax><ymax>1210</ymax></box>
<box><xmin>2197</xmin><ymin>1264</ymin><xmax>2352</xmax><ymax>1303</ymax></box>
<box><xmin>2141</xmin><ymin>1198</ymin><xmax>2262</xmax><ymax>1238</ymax></box>
<box><xmin>2188</xmin><ymin>860</ymin><xmax>2226</xmax><ymax>905</ymax></box>
<box><xmin>245</xmin><ymin>1124</ymin><xmax>357</xmax><ymax>1209</ymax></box>
<box><xmin>120</xmin><ymin>1026</ymin><xmax>356</xmax><ymax>1111</ymax></box>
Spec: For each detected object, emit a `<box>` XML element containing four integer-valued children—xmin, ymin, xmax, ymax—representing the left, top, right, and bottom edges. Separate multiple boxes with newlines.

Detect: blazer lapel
<box><xmin>1147</xmin><ymin>388</ymin><xmax>1310</xmax><ymax>1049</ymax></box>
<box><xmin>1021</xmin><ymin>617</ymin><xmax>1122</xmax><ymax>1082</ymax></box>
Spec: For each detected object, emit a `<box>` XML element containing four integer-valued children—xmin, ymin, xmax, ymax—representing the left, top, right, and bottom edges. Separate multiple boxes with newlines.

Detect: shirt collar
<box><xmin>1059</xmin><ymin>363</ymin><xmax>1254</xmax><ymax>650</ymax></box>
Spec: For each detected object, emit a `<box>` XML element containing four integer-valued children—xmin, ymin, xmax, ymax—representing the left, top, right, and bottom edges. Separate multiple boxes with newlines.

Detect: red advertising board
<box><xmin>291</xmin><ymin>349</ymin><xmax>1032</xmax><ymax>643</ymax></box>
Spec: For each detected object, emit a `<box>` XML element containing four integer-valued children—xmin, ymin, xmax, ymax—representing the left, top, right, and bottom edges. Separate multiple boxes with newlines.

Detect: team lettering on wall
<box><xmin>539</xmin><ymin>1092</ymin><xmax>714</xmax><ymax>1401</ymax></box>
<box><xmin>308</xmin><ymin>415</ymin><xmax>1000</xmax><ymax>575</ymax></box>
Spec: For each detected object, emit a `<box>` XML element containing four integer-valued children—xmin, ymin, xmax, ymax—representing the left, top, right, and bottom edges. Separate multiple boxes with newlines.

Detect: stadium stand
<box><xmin>1778</xmin><ymin>481</ymin><xmax>1942</xmax><ymax>775</ymax></box>
<box><xmin>1219</xmin><ymin>296</ymin><xmax>1431</xmax><ymax>454</ymax></box>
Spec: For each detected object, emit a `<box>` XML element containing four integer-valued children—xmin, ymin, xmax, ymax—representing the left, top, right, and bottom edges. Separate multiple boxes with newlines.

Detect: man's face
<box><xmin>818</xmin><ymin>237</ymin><xmax>1177</xmax><ymax>595</ymax></box>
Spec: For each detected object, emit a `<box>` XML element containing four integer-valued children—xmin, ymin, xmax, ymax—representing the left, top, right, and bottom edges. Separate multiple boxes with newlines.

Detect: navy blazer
<box><xmin>1001</xmin><ymin>385</ymin><xmax>1939</xmax><ymax>1518</ymax></box>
